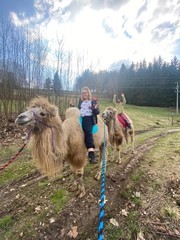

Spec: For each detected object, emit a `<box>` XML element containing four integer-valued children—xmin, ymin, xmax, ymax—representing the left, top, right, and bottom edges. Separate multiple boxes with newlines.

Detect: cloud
<box><xmin>4</xmin><ymin>0</ymin><xmax>180</xmax><ymax>72</ymax></box>
<box><xmin>90</xmin><ymin>0</ymin><xmax>130</xmax><ymax>10</ymax></box>
<box><xmin>102</xmin><ymin>18</ymin><xmax>117</xmax><ymax>37</ymax></box>
<box><xmin>124</xmin><ymin>30</ymin><xmax>132</xmax><ymax>39</ymax></box>
<box><xmin>136</xmin><ymin>0</ymin><xmax>148</xmax><ymax>18</ymax></box>
<box><xmin>151</xmin><ymin>21</ymin><xmax>178</xmax><ymax>42</ymax></box>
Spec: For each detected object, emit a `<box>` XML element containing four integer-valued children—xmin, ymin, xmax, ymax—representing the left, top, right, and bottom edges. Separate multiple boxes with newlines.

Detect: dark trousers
<box><xmin>82</xmin><ymin>116</ymin><xmax>95</xmax><ymax>149</ymax></box>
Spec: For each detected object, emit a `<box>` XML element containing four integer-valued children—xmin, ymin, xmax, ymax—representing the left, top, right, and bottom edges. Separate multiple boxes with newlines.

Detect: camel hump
<box><xmin>65</xmin><ymin>107</ymin><xmax>81</xmax><ymax>119</ymax></box>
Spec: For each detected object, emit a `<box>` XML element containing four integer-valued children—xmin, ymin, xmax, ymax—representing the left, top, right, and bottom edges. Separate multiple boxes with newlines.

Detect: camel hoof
<box><xmin>94</xmin><ymin>172</ymin><xmax>101</xmax><ymax>181</ymax></box>
<box><xmin>75</xmin><ymin>189</ymin><xmax>86</xmax><ymax>198</ymax></box>
<box><xmin>69</xmin><ymin>184</ymin><xmax>78</xmax><ymax>192</ymax></box>
<box><xmin>116</xmin><ymin>159</ymin><xmax>121</xmax><ymax>164</ymax></box>
<box><xmin>109</xmin><ymin>158</ymin><xmax>114</xmax><ymax>163</ymax></box>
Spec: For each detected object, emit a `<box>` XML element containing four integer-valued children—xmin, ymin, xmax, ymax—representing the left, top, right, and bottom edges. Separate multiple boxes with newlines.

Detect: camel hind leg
<box><xmin>130</xmin><ymin>131</ymin><xmax>135</xmax><ymax>154</ymax></box>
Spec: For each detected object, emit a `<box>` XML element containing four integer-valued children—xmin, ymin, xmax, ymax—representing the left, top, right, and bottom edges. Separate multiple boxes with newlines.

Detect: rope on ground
<box><xmin>0</xmin><ymin>143</ymin><xmax>27</xmax><ymax>172</ymax></box>
<box><xmin>97</xmin><ymin>123</ymin><xmax>107</xmax><ymax>240</ymax></box>
<box><xmin>0</xmin><ymin>129</ymin><xmax>32</xmax><ymax>172</ymax></box>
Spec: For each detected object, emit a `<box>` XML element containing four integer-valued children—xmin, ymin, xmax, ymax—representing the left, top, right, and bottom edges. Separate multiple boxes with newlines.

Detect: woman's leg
<box><xmin>82</xmin><ymin>116</ymin><xmax>97</xmax><ymax>164</ymax></box>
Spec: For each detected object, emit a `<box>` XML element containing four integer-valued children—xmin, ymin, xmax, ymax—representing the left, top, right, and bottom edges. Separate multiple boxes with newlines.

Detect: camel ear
<box><xmin>51</xmin><ymin>106</ymin><xmax>59</xmax><ymax>116</ymax></box>
<box><xmin>113</xmin><ymin>109</ymin><xmax>117</xmax><ymax>115</ymax></box>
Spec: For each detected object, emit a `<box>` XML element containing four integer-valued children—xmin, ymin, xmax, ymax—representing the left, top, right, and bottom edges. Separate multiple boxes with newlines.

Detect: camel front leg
<box><xmin>69</xmin><ymin>167</ymin><xmax>85</xmax><ymax>198</ymax></box>
<box><xmin>69</xmin><ymin>170</ymin><xmax>78</xmax><ymax>192</ymax></box>
<box><xmin>75</xmin><ymin>168</ymin><xmax>85</xmax><ymax>198</ymax></box>
<box><xmin>116</xmin><ymin>145</ymin><xmax>121</xmax><ymax>164</ymax></box>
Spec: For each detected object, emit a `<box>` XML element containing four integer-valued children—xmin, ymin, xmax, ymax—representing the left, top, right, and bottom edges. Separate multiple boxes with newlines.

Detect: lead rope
<box><xmin>0</xmin><ymin>129</ymin><xmax>32</xmax><ymax>172</ymax></box>
<box><xmin>98</xmin><ymin>123</ymin><xmax>107</xmax><ymax>240</ymax></box>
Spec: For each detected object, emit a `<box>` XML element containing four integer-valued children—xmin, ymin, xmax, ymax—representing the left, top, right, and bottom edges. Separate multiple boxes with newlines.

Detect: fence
<box><xmin>0</xmin><ymin>88</ymin><xmax>81</xmax><ymax>118</ymax></box>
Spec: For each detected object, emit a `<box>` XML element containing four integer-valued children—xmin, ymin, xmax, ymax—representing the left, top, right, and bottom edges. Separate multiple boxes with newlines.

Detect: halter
<box><xmin>32</xmin><ymin>111</ymin><xmax>55</xmax><ymax>152</ymax></box>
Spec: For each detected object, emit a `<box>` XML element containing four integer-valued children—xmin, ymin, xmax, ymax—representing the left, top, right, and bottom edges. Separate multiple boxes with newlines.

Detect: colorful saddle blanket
<box><xmin>117</xmin><ymin>113</ymin><xmax>131</xmax><ymax>128</ymax></box>
<box><xmin>79</xmin><ymin>117</ymin><xmax>99</xmax><ymax>134</ymax></box>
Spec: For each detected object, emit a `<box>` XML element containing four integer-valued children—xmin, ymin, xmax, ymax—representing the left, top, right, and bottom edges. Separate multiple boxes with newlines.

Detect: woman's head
<box><xmin>81</xmin><ymin>86</ymin><xmax>92</xmax><ymax>100</ymax></box>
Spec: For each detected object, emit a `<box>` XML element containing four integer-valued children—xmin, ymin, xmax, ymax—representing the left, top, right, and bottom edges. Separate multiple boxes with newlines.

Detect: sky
<box><xmin>0</xmin><ymin>0</ymin><xmax>180</xmax><ymax>72</ymax></box>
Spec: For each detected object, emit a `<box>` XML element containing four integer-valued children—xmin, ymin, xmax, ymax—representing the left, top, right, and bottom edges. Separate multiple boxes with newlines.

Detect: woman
<box><xmin>78</xmin><ymin>86</ymin><xmax>100</xmax><ymax>164</ymax></box>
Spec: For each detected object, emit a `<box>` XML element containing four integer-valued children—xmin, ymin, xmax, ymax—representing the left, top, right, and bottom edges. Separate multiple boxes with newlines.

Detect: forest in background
<box><xmin>74</xmin><ymin>56</ymin><xmax>180</xmax><ymax>107</ymax></box>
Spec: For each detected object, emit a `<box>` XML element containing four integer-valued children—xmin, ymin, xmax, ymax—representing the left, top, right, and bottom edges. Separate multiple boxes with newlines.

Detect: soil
<box><xmin>0</xmin><ymin>115</ymin><xmax>180</xmax><ymax>240</ymax></box>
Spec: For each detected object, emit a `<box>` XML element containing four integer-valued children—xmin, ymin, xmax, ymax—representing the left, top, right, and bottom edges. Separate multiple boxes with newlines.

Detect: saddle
<box><xmin>117</xmin><ymin>113</ymin><xmax>131</xmax><ymax>129</ymax></box>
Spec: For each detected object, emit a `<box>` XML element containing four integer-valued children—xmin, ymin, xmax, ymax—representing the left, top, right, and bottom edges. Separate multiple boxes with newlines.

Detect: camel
<box><xmin>15</xmin><ymin>96</ymin><xmax>108</xmax><ymax>197</ymax></box>
<box><xmin>102</xmin><ymin>106</ymin><xmax>134</xmax><ymax>164</ymax></box>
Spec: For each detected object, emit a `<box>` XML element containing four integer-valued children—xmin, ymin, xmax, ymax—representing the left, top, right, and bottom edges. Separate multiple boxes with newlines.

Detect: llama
<box><xmin>15</xmin><ymin>96</ymin><xmax>108</xmax><ymax>197</ymax></box>
<box><xmin>102</xmin><ymin>106</ymin><xmax>134</xmax><ymax>164</ymax></box>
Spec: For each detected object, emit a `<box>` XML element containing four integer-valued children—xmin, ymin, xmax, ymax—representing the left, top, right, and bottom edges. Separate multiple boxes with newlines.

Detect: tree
<box><xmin>44</xmin><ymin>77</ymin><xmax>52</xmax><ymax>90</ymax></box>
<box><xmin>53</xmin><ymin>71</ymin><xmax>62</xmax><ymax>93</ymax></box>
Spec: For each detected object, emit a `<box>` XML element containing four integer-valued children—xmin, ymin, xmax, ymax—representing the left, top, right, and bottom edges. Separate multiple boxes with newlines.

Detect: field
<box><xmin>0</xmin><ymin>99</ymin><xmax>180</xmax><ymax>240</ymax></box>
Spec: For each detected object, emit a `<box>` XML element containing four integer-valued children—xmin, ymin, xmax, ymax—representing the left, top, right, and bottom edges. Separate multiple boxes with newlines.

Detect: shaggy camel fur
<box><xmin>15</xmin><ymin>96</ymin><xmax>108</xmax><ymax>197</ymax></box>
<box><xmin>102</xmin><ymin>106</ymin><xmax>134</xmax><ymax>164</ymax></box>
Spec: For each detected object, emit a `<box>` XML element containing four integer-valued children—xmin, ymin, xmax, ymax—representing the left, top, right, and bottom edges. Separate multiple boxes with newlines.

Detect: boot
<box><xmin>88</xmin><ymin>151</ymin><xmax>97</xmax><ymax>164</ymax></box>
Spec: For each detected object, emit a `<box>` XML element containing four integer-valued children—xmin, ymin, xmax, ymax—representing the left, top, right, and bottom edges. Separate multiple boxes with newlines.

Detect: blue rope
<box><xmin>98</xmin><ymin>123</ymin><xmax>107</xmax><ymax>240</ymax></box>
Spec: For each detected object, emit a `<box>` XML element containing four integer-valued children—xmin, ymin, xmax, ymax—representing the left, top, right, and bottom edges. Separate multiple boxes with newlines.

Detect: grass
<box><xmin>50</xmin><ymin>189</ymin><xmax>68</xmax><ymax>213</ymax></box>
<box><xmin>106</xmin><ymin>224</ymin><xmax>124</xmax><ymax>240</ymax></box>
<box><xmin>0</xmin><ymin>216</ymin><xmax>14</xmax><ymax>230</ymax></box>
<box><xmin>163</xmin><ymin>207</ymin><xmax>177</xmax><ymax>221</ymax></box>
<box><xmin>0</xmin><ymin>159</ymin><xmax>36</xmax><ymax>186</ymax></box>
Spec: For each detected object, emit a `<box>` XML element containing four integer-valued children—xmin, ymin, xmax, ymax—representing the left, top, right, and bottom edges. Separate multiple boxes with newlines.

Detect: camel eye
<box><xmin>40</xmin><ymin>112</ymin><xmax>46</xmax><ymax>117</ymax></box>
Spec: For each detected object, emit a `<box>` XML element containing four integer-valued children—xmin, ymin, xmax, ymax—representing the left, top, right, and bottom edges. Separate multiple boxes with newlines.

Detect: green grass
<box><xmin>106</xmin><ymin>225</ymin><xmax>124</xmax><ymax>239</ymax></box>
<box><xmin>0</xmin><ymin>160</ymin><xmax>36</xmax><ymax>186</ymax></box>
<box><xmin>50</xmin><ymin>189</ymin><xmax>68</xmax><ymax>213</ymax></box>
<box><xmin>0</xmin><ymin>215</ymin><xmax>14</xmax><ymax>230</ymax></box>
<box><xmin>163</xmin><ymin>207</ymin><xmax>177</xmax><ymax>221</ymax></box>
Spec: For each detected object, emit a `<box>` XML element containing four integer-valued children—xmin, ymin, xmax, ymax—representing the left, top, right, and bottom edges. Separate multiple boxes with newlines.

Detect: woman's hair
<box><xmin>81</xmin><ymin>86</ymin><xmax>92</xmax><ymax>100</ymax></box>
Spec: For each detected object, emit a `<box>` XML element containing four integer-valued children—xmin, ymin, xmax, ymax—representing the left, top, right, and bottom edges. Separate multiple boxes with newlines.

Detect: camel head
<box><xmin>15</xmin><ymin>96</ymin><xmax>59</xmax><ymax>127</ymax></box>
<box><xmin>102</xmin><ymin>106</ymin><xmax>118</xmax><ymax>123</ymax></box>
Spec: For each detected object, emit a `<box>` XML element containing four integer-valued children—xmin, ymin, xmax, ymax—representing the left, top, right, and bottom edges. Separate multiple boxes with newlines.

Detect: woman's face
<box><xmin>81</xmin><ymin>89</ymin><xmax>89</xmax><ymax>100</ymax></box>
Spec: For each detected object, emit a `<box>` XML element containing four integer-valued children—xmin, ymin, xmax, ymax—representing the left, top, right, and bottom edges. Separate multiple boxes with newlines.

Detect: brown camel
<box><xmin>15</xmin><ymin>96</ymin><xmax>108</xmax><ymax>197</ymax></box>
<box><xmin>102</xmin><ymin>106</ymin><xmax>134</xmax><ymax>164</ymax></box>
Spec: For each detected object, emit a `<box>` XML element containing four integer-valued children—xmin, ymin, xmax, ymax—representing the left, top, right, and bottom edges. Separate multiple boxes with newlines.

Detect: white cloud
<box><xmin>9</xmin><ymin>0</ymin><xmax>180</xmax><ymax>71</ymax></box>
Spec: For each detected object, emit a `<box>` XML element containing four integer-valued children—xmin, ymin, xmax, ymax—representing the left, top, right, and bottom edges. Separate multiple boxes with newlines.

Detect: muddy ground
<box><xmin>0</xmin><ymin>115</ymin><xmax>180</xmax><ymax>240</ymax></box>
